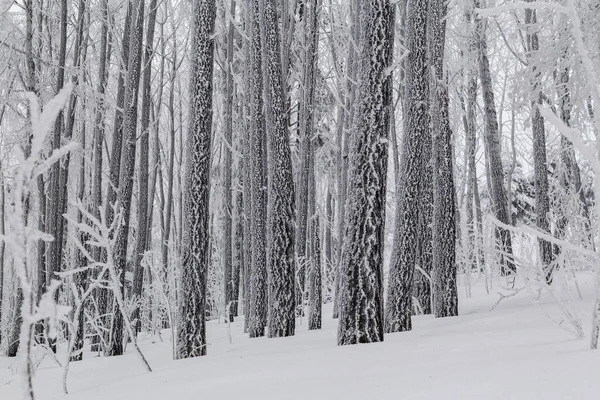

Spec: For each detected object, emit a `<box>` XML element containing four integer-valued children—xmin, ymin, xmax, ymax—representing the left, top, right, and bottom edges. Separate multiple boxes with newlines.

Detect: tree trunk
<box><xmin>260</xmin><ymin>0</ymin><xmax>297</xmax><ymax>338</ymax></box>
<box><xmin>474</xmin><ymin>0</ymin><xmax>515</xmax><ymax>275</ymax></box>
<box><xmin>385</xmin><ymin>0</ymin><xmax>428</xmax><ymax>333</ymax></box>
<box><xmin>333</xmin><ymin>0</ymin><xmax>360</xmax><ymax>320</ymax></box>
<box><xmin>223</xmin><ymin>0</ymin><xmax>236</xmax><ymax>323</ymax></box>
<box><xmin>90</xmin><ymin>0</ymin><xmax>111</xmax><ymax>353</ymax></box>
<box><xmin>176</xmin><ymin>0</ymin><xmax>216</xmax><ymax>359</ymax></box>
<box><xmin>45</xmin><ymin>0</ymin><xmax>68</xmax><ymax>353</ymax></box>
<box><xmin>428</xmin><ymin>0</ymin><xmax>458</xmax><ymax>318</ymax></box>
<box><xmin>525</xmin><ymin>3</ymin><xmax>553</xmax><ymax>283</ymax></box>
<box><xmin>338</xmin><ymin>0</ymin><xmax>393</xmax><ymax>345</ymax></box>
<box><xmin>132</xmin><ymin>0</ymin><xmax>159</xmax><ymax>334</ymax></box>
<box><xmin>110</xmin><ymin>0</ymin><xmax>146</xmax><ymax>356</ymax></box>
<box><xmin>247</xmin><ymin>0</ymin><xmax>268</xmax><ymax>338</ymax></box>
<box><xmin>308</xmin><ymin>215</ymin><xmax>321</xmax><ymax>330</ymax></box>
<box><xmin>99</xmin><ymin>2</ymin><xmax>133</xmax><ymax>354</ymax></box>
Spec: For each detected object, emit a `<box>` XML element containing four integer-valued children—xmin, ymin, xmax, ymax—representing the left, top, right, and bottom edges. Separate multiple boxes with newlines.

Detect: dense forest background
<box><xmin>1</xmin><ymin>0</ymin><xmax>600</xmax><ymax>397</ymax></box>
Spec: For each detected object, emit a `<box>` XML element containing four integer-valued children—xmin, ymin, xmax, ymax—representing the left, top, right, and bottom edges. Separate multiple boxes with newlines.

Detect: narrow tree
<box><xmin>525</xmin><ymin>2</ymin><xmax>553</xmax><ymax>282</ymax></box>
<box><xmin>223</xmin><ymin>0</ymin><xmax>236</xmax><ymax>323</ymax></box>
<box><xmin>473</xmin><ymin>0</ymin><xmax>515</xmax><ymax>274</ymax></box>
<box><xmin>247</xmin><ymin>0</ymin><xmax>268</xmax><ymax>338</ymax></box>
<box><xmin>338</xmin><ymin>0</ymin><xmax>394</xmax><ymax>345</ymax></box>
<box><xmin>385</xmin><ymin>0</ymin><xmax>428</xmax><ymax>333</ymax></box>
<box><xmin>132</xmin><ymin>0</ymin><xmax>159</xmax><ymax>333</ymax></box>
<box><xmin>176</xmin><ymin>0</ymin><xmax>216</xmax><ymax>359</ymax></box>
<box><xmin>428</xmin><ymin>0</ymin><xmax>458</xmax><ymax>317</ymax></box>
<box><xmin>110</xmin><ymin>0</ymin><xmax>145</xmax><ymax>356</ymax></box>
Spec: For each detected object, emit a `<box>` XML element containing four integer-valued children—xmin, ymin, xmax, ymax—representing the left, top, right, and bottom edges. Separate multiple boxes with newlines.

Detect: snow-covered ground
<box><xmin>2</xmin><ymin>273</ymin><xmax>599</xmax><ymax>399</ymax></box>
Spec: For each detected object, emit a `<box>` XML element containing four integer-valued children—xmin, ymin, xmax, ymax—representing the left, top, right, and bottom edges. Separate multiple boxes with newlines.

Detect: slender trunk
<box><xmin>474</xmin><ymin>0</ymin><xmax>515</xmax><ymax>274</ymax></box>
<box><xmin>176</xmin><ymin>0</ymin><xmax>216</xmax><ymax>359</ymax></box>
<box><xmin>308</xmin><ymin>215</ymin><xmax>321</xmax><ymax>330</ymax></box>
<box><xmin>99</xmin><ymin>2</ymin><xmax>133</xmax><ymax>353</ymax></box>
<box><xmin>110</xmin><ymin>0</ymin><xmax>146</xmax><ymax>356</ymax></box>
<box><xmin>90</xmin><ymin>0</ymin><xmax>111</xmax><ymax>352</ymax></box>
<box><xmin>260</xmin><ymin>0</ymin><xmax>297</xmax><ymax>338</ymax></box>
<box><xmin>132</xmin><ymin>0</ymin><xmax>158</xmax><ymax>334</ymax></box>
<box><xmin>429</xmin><ymin>0</ymin><xmax>458</xmax><ymax>318</ymax></box>
<box><xmin>246</xmin><ymin>0</ymin><xmax>268</xmax><ymax>338</ymax></box>
<box><xmin>45</xmin><ymin>0</ymin><xmax>68</xmax><ymax>353</ymax></box>
<box><xmin>385</xmin><ymin>0</ymin><xmax>428</xmax><ymax>333</ymax></box>
<box><xmin>525</xmin><ymin>3</ymin><xmax>553</xmax><ymax>283</ymax></box>
<box><xmin>223</xmin><ymin>0</ymin><xmax>236</xmax><ymax>323</ymax></box>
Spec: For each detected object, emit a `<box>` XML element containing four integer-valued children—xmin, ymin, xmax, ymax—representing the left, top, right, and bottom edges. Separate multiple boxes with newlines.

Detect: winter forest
<box><xmin>0</xmin><ymin>0</ymin><xmax>600</xmax><ymax>398</ymax></box>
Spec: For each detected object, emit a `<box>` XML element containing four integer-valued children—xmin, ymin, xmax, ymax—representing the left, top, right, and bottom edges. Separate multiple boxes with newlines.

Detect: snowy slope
<box><xmin>1</xmin><ymin>273</ymin><xmax>599</xmax><ymax>400</ymax></box>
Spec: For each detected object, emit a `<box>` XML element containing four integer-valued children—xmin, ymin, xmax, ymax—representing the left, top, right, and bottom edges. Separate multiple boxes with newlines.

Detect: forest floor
<box><xmin>1</xmin><ymin>271</ymin><xmax>600</xmax><ymax>399</ymax></box>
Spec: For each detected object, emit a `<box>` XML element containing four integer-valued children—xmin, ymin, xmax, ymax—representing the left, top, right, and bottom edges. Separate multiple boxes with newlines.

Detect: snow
<box><xmin>2</xmin><ymin>273</ymin><xmax>600</xmax><ymax>399</ymax></box>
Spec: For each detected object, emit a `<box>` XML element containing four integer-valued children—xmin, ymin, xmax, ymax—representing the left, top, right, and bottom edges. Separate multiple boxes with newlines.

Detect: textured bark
<box><xmin>385</xmin><ymin>0</ymin><xmax>428</xmax><ymax>333</ymax></box>
<box><xmin>89</xmin><ymin>0</ymin><xmax>110</xmax><ymax>353</ymax></box>
<box><xmin>338</xmin><ymin>0</ymin><xmax>393</xmax><ymax>345</ymax></box>
<box><xmin>98</xmin><ymin>2</ymin><xmax>133</xmax><ymax>353</ymax></box>
<box><xmin>71</xmin><ymin>103</ymin><xmax>89</xmax><ymax>362</ymax></box>
<box><xmin>295</xmin><ymin>0</ymin><xmax>319</xmax><ymax>317</ymax></box>
<box><xmin>260</xmin><ymin>0</ymin><xmax>297</xmax><ymax>338</ymax></box>
<box><xmin>241</xmin><ymin>5</ymin><xmax>252</xmax><ymax>332</ymax></box>
<box><xmin>162</xmin><ymin>45</ymin><xmax>177</xmax><ymax>285</ymax></box>
<box><xmin>474</xmin><ymin>0</ymin><xmax>515</xmax><ymax>274</ymax></box>
<box><xmin>554</xmin><ymin>61</ymin><xmax>593</xmax><ymax>253</ymax></box>
<box><xmin>333</xmin><ymin>0</ymin><xmax>360</xmax><ymax>320</ymax></box>
<box><xmin>428</xmin><ymin>0</ymin><xmax>458</xmax><ymax>318</ymax></box>
<box><xmin>176</xmin><ymin>0</ymin><xmax>216</xmax><ymax>359</ymax></box>
<box><xmin>223</xmin><ymin>0</ymin><xmax>236</xmax><ymax>323</ymax></box>
<box><xmin>308</xmin><ymin>216</ymin><xmax>322</xmax><ymax>330</ymax></box>
<box><xmin>45</xmin><ymin>0</ymin><xmax>68</xmax><ymax>353</ymax></box>
<box><xmin>247</xmin><ymin>0</ymin><xmax>268</xmax><ymax>338</ymax></box>
<box><xmin>464</xmin><ymin>75</ymin><xmax>476</xmax><ymax>272</ymax></box>
<box><xmin>110</xmin><ymin>0</ymin><xmax>145</xmax><ymax>356</ymax></box>
<box><xmin>132</xmin><ymin>0</ymin><xmax>159</xmax><ymax>334</ymax></box>
<box><xmin>525</xmin><ymin>3</ymin><xmax>553</xmax><ymax>283</ymax></box>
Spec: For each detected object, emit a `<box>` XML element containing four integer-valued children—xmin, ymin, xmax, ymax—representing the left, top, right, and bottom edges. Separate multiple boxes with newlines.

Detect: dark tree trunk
<box><xmin>428</xmin><ymin>0</ymin><xmax>458</xmax><ymax>318</ymax></box>
<box><xmin>132</xmin><ymin>0</ymin><xmax>159</xmax><ymax>334</ymax></box>
<box><xmin>338</xmin><ymin>0</ymin><xmax>394</xmax><ymax>345</ymax></box>
<box><xmin>223</xmin><ymin>0</ymin><xmax>236</xmax><ymax>323</ymax></box>
<box><xmin>110</xmin><ymin>0</ymin><xmax>146</xmax><ymax>356</ymax></box>
<box><xmin>474</xmin><ymin>0</ymin><xmax>515</xmax><ymax>275</ymax></box>
<box><xmin>308</xmin><ymin>216</ymin><xmax>322</xmax><ymax>330</ymax></box>
<box><xmin>247</xmin><ymin>0</ymin><xmax>268</xmax><ymax>338</ymax></box>
<box><xmin>385</xmin><ymin>0</ymin><xmax>428</xmax><ymax>333</ymax></box>
<box><xmin>260</xmin><ymin>0</ymin><xmax>297</xmax><ymax>338</ymax></box>
<box><xmin>176</xmin><ymin>0</ymin><xmax>216</xmax><ymax>359</ymax></box>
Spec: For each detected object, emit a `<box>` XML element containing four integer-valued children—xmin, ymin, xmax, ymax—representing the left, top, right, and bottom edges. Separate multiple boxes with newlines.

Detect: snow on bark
<box><xmin>132</xmin><ymin>0</ymin><xmax>159</xmax><ymax>333</ymax></box>
<box><xmin>333</xmin><ymin>0</ymin><xmax>360</xmax><ymax>320</ymax></box>
<box><xmin>474</xmin><ymin>0</ymin><xmax>515</xmax><ymax>275</ymax></box>
<box><xmin>176</xmin><ymin>0</ymin><xmax>216</xmax><ymax>359</ymax></box>
<box><xmin>385</xmin><ymin>0</ymin><xmax>428</xmax><ymax>334</ymax></box>
<box><xmin>524</xmin><ymin>3</ymin><xmax>553</xmax><ymax>283</ymax></box>
<box><xmin>223</xmin><ymin>0</ymin><xmax>236</xmax><ymax>323</ymax></box>
<box><xmin>428</xmin><ymin>0</ymin><xmax>458</xmax><ymax>318</ymax></box>
<box><xmin>248</xmin><ymin>0</ymin><xmax>268</xmax><ymax>338</ymax></box>
<box><xmin>111</xmin><ymin>0</ymin><xmax>145</xmax><ymax>356</ymax></box>
<box><xmin>338</xmin><ymin>0</ymin><xmax>393</xmax><ymax>345</ymax></box>
<box><xmin>260</xmin><ymin>0</ymin><xmax>297</xmax><ymax>338</ymax></box>
<box><xmin>308</xmin><ymin>216</ymin><xmax>322</xmax><ymax>330</ymax></box>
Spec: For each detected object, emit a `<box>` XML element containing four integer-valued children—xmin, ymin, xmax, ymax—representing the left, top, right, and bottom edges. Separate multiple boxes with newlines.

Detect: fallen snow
<box><xmin>2</xmin><ymin>273</ymin><xmax>599</xmax><ymax>399</ymax></box>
